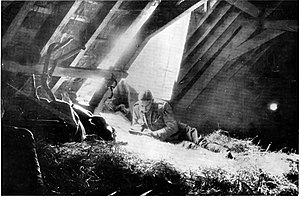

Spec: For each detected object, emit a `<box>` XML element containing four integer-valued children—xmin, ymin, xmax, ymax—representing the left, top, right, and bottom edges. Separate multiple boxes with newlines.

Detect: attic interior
<box><xmin>1</xmin><ymin>0</ymin><xmax>299</xmax><ymax>195</ymax></box>
<box><xmin>2</xmin><ymin>0</ymin><xmax>298</xmax><ymax>148</ymax></box>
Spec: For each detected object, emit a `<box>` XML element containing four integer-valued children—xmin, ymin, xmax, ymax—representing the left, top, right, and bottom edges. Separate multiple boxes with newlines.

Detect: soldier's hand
<box><xmin>141</xmin><ymin>129</ymin><xmax>153</xmax><ymax>137</ymax></box>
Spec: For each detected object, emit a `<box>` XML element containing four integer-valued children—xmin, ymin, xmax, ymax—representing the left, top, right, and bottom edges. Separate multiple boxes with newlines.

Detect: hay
<box><xmin>35</xmin><ymin>112</ymin><xmax>298</xmax><ymax>195</ymax></box>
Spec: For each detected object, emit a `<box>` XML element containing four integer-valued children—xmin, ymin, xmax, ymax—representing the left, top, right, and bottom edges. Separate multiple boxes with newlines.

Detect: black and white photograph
<box><xmin>1</xmin><ymin>0</ymin><xmax>299</xmax><ymax>195</ymax></box>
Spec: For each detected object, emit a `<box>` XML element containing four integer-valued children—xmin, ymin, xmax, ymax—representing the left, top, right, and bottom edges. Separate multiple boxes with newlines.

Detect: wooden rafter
<box><xmin>176</xmin><ymin>29</ymin><xmax>283</xmax><ymax>109</ymax></box>
<box><xmin>69</xmin><ymin>0</ymin><xmax>124</xmax><ymax>67</ymax></box>
<box><xmin>186</xmin><ymin>0</ymin><xmax>221</xmax><ymax>39</ymax></box>
<box><xmin>183</xmin><ymin>3</ymin><xmax>232</xmax><ymax>60</ymax></box>
<box><xmin>123</xmin><ymin>0</ymin><xmax>214</xmax><ymax>72</ymax></box>
<box><xmin>174</xmin><ymin>16</ymin><xmax>257</xmax><ymax>106</ymax></box>
<box><xmin>228</xmin><ymin>29</ymin><xmax>284</xmax><ymax>61</ymax></box>
<box><xmin>2</xmin><ymin>60</ymin><xmax>128</xmax><ymax>80</ymax></box>
<box><xmin>224</xmin><ymin>0</ymin><xmax>260</xmax><ymax>18</ymax></box>
<box><xmin>152</xmin><ymin>0</ymin><xmax>210</xmax><ymax>37</ymax></box>
<box><xmin>263</xmin><ymin>0</ymin><xmax>284</xmax><ymax>18</ymax></box>
<box><xmin>2</xmin><ymin>1</ymin><xmax>36</xmax><ymax>48</ymax></box>
<box><xmin>40</xmin><ymin>0</ymin><xmax>83</xmax><ymax>56</ymax></box>
<box><xmin>263</xmin><ymin>20</ymin><xmax>298</xmax><ymax>32</ymax></box>
<box><xmin>177</xmin><ymin>10</ymin><xmax>241</xmax><ymax>85</ymax></box>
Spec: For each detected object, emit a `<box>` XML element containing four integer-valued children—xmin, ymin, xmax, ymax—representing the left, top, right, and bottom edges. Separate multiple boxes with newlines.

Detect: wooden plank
<box><xmin>69</xmin><ymin>0</ymin><xmax>124</xmax><ymax>67</ymax></box>
<box><xmin>186</xmin><ymin>0</ymin><xmax>221</xmax><ymax>39</ymax></box>
<box><xmin>263</xmin><ymin>20</ymin><xmax>298</xmax><ymax>32</ymax></box>
<box><xmin>1</xmin><ymin>60</ymin><xmax>128</xmax><ymax>80</ymax></box>
<box><xmin>224</xmin><ymin>0</ymin><xmax>260</xmax><ymax>17</ymax></box>
<box><xmin>40</xmin><ymin>0</ymin><xmax>83</xmax><ymax>56</ymax></box>
<box><xmin>183</xmin><ymin>3</ymin><xmax>232</xmax><ymax>60</ymax></box>
<box><xmin>177</xmin><ymin>11</ymin><xmax>241</xmax><ymax>85</ymax></box>
<box><xmin>178</xmin><ymin>29</ymin><xmax>283</xmax><ymax>109</ymax></box>
<box><xmin>2</xmin><ymin>1</ymin><xmax>36</xmax><ymax>48</ymax></box>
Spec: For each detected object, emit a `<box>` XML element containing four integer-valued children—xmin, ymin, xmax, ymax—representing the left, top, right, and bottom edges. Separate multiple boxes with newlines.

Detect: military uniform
<box><xmin>132</xmin><ymin>99</ymin><xmax>178</xmax><ymax>141</ymax></box>
<box><xmin>131</xmin><ymin>90</ymin><xmax>231</xmax><ymax>155</ymax></box>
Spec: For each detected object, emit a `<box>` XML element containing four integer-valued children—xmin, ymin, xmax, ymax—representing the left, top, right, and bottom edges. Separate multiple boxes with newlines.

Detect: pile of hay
<box><xmin>35</xmin><ymin>113</ymin><xmax>298</xmax><ymax>195</ymax></box>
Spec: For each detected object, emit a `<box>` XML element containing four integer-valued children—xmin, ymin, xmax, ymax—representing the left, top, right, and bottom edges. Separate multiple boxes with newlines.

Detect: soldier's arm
<box><xmin>151</xmin><ymin>102</ymin><xmax>178</xmax><ymax>140</ymax></box>
<box><xmin>129</xmin><ymin>105</ymin><xmax>143</xmax><ymax>133</ymax></box>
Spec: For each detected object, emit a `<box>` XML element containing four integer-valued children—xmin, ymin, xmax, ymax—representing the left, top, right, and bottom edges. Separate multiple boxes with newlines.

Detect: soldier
<box><xmin>130</xmin><ymin>89</ymin><xmax>179</xmax><ymax>141</ymax></box>
<box><xmin>129</xmin><ymin>89</ymin><xmax>234</xmax><ymax>158</ymax></box>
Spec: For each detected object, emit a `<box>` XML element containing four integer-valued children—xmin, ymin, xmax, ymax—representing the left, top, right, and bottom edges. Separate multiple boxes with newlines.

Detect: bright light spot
<box><xmin>269</xmin><ymin>102</ymin><xmax>278</xmax><ymax>111</ymax></box>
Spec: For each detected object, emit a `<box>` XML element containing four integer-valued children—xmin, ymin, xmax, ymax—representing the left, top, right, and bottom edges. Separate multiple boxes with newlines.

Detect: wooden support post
<box><xmin>69</xmin><ymin>0</ymin><xmax>124</xmax><ymax>67</ymax></box>
<box><xmin>2</xmin><ymin>1</ymin><xmax>36</xmax><ymax>48</ymax></box>
<box><xmin>224</xmin><ymin>0</ymin><xmax>260</xmax><ymax>17</ymax></box>
<box><xmin>40</xmin><ymin>0</ymin><xmax>83</xmax><ymax>56</ymax></box>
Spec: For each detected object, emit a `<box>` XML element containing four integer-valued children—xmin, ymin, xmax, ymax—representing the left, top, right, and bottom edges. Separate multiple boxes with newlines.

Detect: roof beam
<box><xmin>186</xmin><ymin>0</ymin><xmax>221</xmax><ymax>39</ymax></box>
<box><xmin>177</xmin><ymin>10</ymin><xmax>241</xmax><ymax>86</ymax></box>
<box><xmin>40</xmin><ymin>0</ymin><xmax>83</xmax><ymax>56</ymax></box>
<box><xmin>263</xmin><ymin>20</ymin><xmax>298</xmax><ymax>32</ymax></box>
<box><xmin>224</xmin><ymin>0</ymin><xmax>260</xmax><ymax>17</ymax></box>
<box><xmin>69</xmin><ymin>0</ymin><xmax>124</xmax><ymax>67</ymax></box>
<box><xmin>1</xmin><ymin>60</ymin><xmax>128</xmax><ymax>80</ymax></box>
<box><xmin>228</xmin><ymin>29</ymin><xmax>284</xmax><ymax>61</ymax></box>
<box><xmin>123</xmin><ymin>0</ymin><xmax>215</xmax><ymax>72</ymax></box>
<box><xmin>174</xmin><ymin>19</ymin><xmax>258</xmax><ymax>108</ymax></box>
<box><xmin>183</xmin><ymin>3</ymin><xmax>232</xmax><ymax>60</ymax></box>
<box><xmin>153</xmin><ymin>0</ymin><xmax>209</xmax><ymax>37</ymax></box>
<box><xmin>177</xmin><ymin>29</ymin><xmax>283</xmax><ymax>109</ymax></box>
<box><xmin>2</xmin><ymin>1</ymin><xmax>36</xmax><ymax>48</ymax></box>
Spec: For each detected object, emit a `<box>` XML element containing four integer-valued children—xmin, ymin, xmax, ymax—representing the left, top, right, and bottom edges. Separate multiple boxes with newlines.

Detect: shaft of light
<box><xmin>98</xmin><ymin>0</ymin><xmax>160</xmax><ymax>69</ymax></box>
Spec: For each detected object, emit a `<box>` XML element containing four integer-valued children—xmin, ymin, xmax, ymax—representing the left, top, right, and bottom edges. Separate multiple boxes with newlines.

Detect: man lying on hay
<box><xmin>129</xmin><ymin>89</ymin><xmax>233</xmax><ymax>158</ymax></box>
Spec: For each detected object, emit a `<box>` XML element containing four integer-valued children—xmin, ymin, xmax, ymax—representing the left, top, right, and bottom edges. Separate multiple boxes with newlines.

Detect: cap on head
<box><xmin>138</xmin><ymin>89</ymin><xmax>153</xmax><ymax>101</ymax></box>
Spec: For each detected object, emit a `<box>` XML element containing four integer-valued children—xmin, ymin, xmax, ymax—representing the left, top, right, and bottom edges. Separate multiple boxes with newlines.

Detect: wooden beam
<box><xmin>152</xmin><ymin>0</ymin><xmax>209</xmax><ymax>37</ymax></box>
<box><xmin>2</xmin><ymin>1</ymin><xmax>36</xmax><ymax>48</ymax></box>
<box><xmin>175</xmin><ymin>19</ymin><xmax>257</xmax><ymax>108</ymax></box>
<box><xmin>263</xmin><ymin>0</ymin><xmax>283</xmax><ymax>18</ymax></box>
<box><xmin>1</xmin><ymin>60</ymin><xmax>128</xmax><ymax>80</ymax></box>
<box><xmin>228</xmin><ymin>29</ymin><xmax>284</xmax><ymax>61</ymax></box>
<box><xmin>227</xmin><ymin>45</ymin><xmax>270</xmax><ymax>80</ymax></box>
<box><xmin>263</xmin><ymin>20</ymin><xmax>298</xmax><ymax>32</ymax></box>
<box><xmin>123</xmin><ymin>0</ymin><xmax>214</xmax><ymax>72</ymax></box>
<box><xmin>177</xmin><ymin>10</ymin><xmax>241</xmax><ymax>85</ymax></box>
<box><xmin>51</xmin><ymin>77</ymin><xmax>71</xmax><ymax>92</ymax></box>
<box><xmin>183</xmin><ymin>3</ymin><xmax>232</xmax><ymax>60</ymax></box>
<box><xmin>69</xmin><ymin>0</ymin><xmax>124</xmax><ymax>67</ymax></box>
<box><xmin>186</xmin><ymin>0</ymin><xmax>221</xmax><ymax>39</ymax></box>
<box><xmin>224</xmin><ymin>0</ymin><xmax>260</xmax><ymax>17</ymax></box>
<box><xmin>40</xmin><ymin>0</ymin><xmax>83</xmax><ymax>56</ymax></box>
<box><xmin>177</xmin><ymin>29</ymin><xmax>283</xmax><ymax>109</ymax></box>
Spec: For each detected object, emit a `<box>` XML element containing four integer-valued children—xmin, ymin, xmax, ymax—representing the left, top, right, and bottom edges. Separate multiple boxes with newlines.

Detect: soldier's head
<box><xmin>138</xmin><ymin>89</ymin><xmax>153</xmax><ymax>113</ymax></box>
